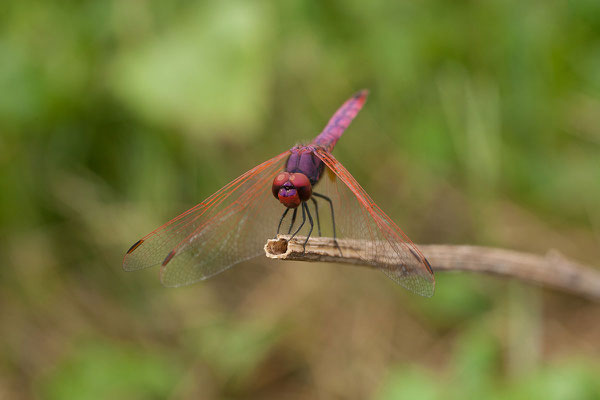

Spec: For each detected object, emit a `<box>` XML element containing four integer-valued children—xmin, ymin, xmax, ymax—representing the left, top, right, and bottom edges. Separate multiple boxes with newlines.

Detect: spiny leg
<box><xmin>312</xmin><ymin>192</ymin><xmax>342</xmax><ymax>256</ymax></box>
<box><xmin>302</xmin><ymin>202</ymin><xmax>314</xmax><ymax>253</ymax></box>
<box><xmin>290</xmin><ymin>204</ymin><xmax>306</xmax><ymax>241</ymax></box>
<box><xmin>287</xmin><ymin>208</ymin><xmax>298</xmax><ymax>234</ymax></box>
<box><xmin>277</xmin><ymin>208</ymin><xmax>291</xmax><ymax>236</ymax></box>
<box><xmin>310</xmin><ymin>197</ymin><xmax>321</xmax><ymax>236</ymax></box>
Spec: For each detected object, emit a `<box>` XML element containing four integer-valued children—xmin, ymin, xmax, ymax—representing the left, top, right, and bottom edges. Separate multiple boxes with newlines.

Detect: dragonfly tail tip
<box><xmin>355</xmin><ymin>89</ymin><xmax>369</xmax><ymax>99</ymax></box>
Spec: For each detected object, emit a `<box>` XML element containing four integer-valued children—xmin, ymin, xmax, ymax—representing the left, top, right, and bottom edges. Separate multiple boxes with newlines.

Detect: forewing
<box><xmin>123</xmin><ymin>151</ymin><xmax>290</xmax><ymax>286</ymax></box>
<box><xmin>312</xmin><ymin>148</ymin><xmax>435</xmax><ymax>297</ymax></box>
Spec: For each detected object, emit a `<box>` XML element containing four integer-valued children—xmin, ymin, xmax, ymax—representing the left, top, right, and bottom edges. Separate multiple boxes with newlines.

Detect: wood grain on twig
<box><xmin>264</xmin><ymin>235</ymin><xmax>600</xmax><ymax>300</ymax></box>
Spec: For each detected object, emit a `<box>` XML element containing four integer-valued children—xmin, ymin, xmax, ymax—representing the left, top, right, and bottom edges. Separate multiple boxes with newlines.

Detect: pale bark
<box><xmin>265</xmin><ymin>235</ymin><xmax>600</xmax><ymax>300</ymax></box>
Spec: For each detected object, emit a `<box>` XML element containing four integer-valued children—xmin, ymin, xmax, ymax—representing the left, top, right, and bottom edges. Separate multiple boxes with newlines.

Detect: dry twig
<box><xmin>265</xmin><ymin>235</ymin><xmax>600</xmax><ymax>300</ymax></box>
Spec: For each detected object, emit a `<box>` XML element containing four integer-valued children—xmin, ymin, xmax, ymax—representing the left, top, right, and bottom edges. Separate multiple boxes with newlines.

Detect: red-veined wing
<box><xmin>123</xmin><ymin>151</ymin><xmax>290</xmax><ymax>286</ymax></box>
<box><xmin>311</xmin><ymin>147</ymin><xmax>435</xmax><ymax>297</ymax></box>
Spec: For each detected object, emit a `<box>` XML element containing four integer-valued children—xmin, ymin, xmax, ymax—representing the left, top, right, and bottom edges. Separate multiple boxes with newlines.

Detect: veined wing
<box><xmin>123</xmin><ymin>151</ymin><xmax>290</xmax><ymax>286</ymax></box>
<box><xmin>312</xmin><ymin>147</ymin><xmax>435</xmax><ymax>297</ymax></box>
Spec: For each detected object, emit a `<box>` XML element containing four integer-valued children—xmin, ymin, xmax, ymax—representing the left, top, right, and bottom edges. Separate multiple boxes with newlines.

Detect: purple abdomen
<box><xmin>285</xmin><ymin>90</ymin><xmax>369</xmax><ymax>187</ymax></box>
<box><xmin>312</xmin><ymin>90</ymin><xmax>368</xmax><ymax>153</ymax></box>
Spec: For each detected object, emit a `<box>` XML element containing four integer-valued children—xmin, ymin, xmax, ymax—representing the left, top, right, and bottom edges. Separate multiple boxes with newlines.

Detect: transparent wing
<box><xmin>308</xmin><ymin>147</ymin><xmax>435</xmax><ymax>297</ymax></box>
<box><xmin>123</xmin><ymin>151</ymin><xmax>290</xmax><ymax>287</ymax></box>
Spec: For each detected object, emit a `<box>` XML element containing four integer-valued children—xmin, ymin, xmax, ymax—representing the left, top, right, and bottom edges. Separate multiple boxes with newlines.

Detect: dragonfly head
<box><xmin>272</xmin><ymin>172</ymin><xmax>312</xmax><ymax>208</ymax></box>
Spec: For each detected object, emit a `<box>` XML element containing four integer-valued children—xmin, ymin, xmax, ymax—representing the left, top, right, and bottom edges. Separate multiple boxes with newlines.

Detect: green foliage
<box><xmin>377</xmin><ymin>328</ymin><xmax>600</xmax><ymax>400</ymax></box>
<box><xmin>36</xmin><ymin>340</ymin><xmax>182</xmax><ymax>400</ymax></box>
<box><xmin>377</xmin><ymin>367</ymin><xmax>440</xmax><ymax>400</ymax></box>
<box><xmin>504</xmin><ymin>362</ymin><xmax>600</xmax><ymax>400</ymax></box>
<box><xmin>109</xmin><ymin>1</ymin><xmax>273</xmax><ymax>140</ymax></box>
<box><xmin>1</xmin><ymin>0</ymin><xmax>599</xmax><ymax>398</ymax></box>
<box><xmin>415</xmin><ymin>274</ymin><xmax>493</xmax><ymax>328</ymax></box>
<box><xmin>188</xmin><ymin>318</ymin><xmax>284</xmax><ymax>383</ymax></box>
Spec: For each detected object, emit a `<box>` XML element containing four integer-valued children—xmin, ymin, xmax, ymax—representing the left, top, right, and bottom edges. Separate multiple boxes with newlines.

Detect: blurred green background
<box><xmin>2</xmin><ymin>0</ymin><xmax>600</xmax><ymax>399</ymax></box>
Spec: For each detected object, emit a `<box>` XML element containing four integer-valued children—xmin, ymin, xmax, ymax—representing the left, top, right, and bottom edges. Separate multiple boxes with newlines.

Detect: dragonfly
<box><xmin>123</xmin><ymin>91</ymin><xmax>435</xmax><ymax>297</ymax></box>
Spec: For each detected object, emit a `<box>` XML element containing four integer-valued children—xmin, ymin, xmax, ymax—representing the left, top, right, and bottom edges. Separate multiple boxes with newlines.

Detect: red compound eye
<box><xmin>272</xmin><ymin>172</ymin><xmax>290</xmax><ymax>199</ymax></box>
<box><xmin>289</xmin><ymin>173</ymin><xmax>312</xmax><ymax>201</ymax></box>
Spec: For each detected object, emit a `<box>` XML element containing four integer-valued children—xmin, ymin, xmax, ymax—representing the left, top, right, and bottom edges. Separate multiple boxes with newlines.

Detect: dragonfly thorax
<box><xmin>272</xmin><ymin>172</ymin><xmax>312</xmax><ymax>208</ymax></box>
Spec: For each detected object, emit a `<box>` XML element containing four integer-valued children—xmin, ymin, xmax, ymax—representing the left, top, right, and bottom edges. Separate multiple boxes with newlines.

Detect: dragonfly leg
<box><xmin>276</xmin><ymin>207</ymin><xmax>290</xmax><ymax>236</ymax></box>
<box><xmin>302</xmin><ymin>201</ymin><xmax>314</xmax><ymax>254</ymax></box>
<box><xmin>290</xmin><ymin>203</ymin><xmax>306</xmax><ymax>241</ymax></box>
<box><xmin>310</xmin><ymin>197</ymin><xmax>321</xmax><ymax>236</ymax></box>
<box><xmin>312</xmin><ymin>192</ymin><xmax>342</xmax><ymax>256</ymax></box>
<box><xmin>287</xmin><ymin>208</ymin><xmax>298</xmax><ymax>234</ymax></box>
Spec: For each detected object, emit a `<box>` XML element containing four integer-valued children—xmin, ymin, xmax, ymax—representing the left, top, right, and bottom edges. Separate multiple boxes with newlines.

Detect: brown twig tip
<box><xmin>265</xmin><ymin>237</ymin><xmax>289</xmax><ymax>256</ymax></box>
<box><xmin>264</xmin><ymin>235</ymin><xmax>600</xmax><ymax>301</ymax></box>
